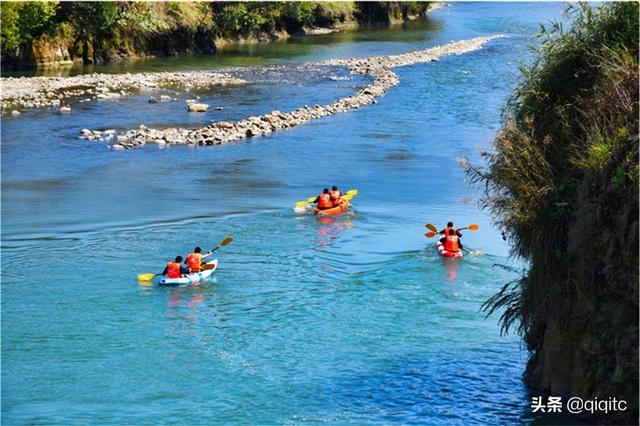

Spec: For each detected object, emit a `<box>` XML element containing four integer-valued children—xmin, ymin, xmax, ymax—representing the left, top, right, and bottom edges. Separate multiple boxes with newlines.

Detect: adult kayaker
<box><xmin>185</xmin><ymin>247</ymin><xmax>213</xmax><ymax>273</ymax></box>
<box><xmin>314</xmin><ymin>188</ymin><xmax>333</xmax><ymax>210</ymax></box>
<box><xmin>329</xmin><ymin>186</ymin><xmax>342</xmax><ymax>206</ymax></box>
<box><xmin>440</xmin><ymin>228</ymin><xmax>463</xmax><ymax>253</ymax></box>
<box><xmin>162</xmin><ymin>256</ymin><xmax>190</xmax><ymax>278</ymax></box>
<box><xmin>440</xmin><ymin>221</ymin><xmax>463</xmax><ymax>238</ymax></box>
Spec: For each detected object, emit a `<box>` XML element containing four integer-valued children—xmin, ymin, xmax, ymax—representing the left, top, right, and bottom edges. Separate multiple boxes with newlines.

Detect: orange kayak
<box><xmin>315</xmin><ymin>198</ymin><xmax>350</xmax><ymax>216</ymax></box>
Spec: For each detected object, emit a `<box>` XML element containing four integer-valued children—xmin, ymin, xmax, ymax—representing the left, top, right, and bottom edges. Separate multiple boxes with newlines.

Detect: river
<box><xmin>2</xmin><ymin>3</ymin><xmax>567</xmax><ymax>424</ymax></box>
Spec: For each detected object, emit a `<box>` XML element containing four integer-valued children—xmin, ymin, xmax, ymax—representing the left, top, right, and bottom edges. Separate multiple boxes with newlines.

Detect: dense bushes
<box><xmin>473</xmin><ymin>3</ymin><xmax>638</xmax><ymax>423</ymax></box>
<box><xmin>1</xmin><ymin>1</ymin><xmax>58</xmax><ymax>53</ymax></box>
<box><xmin>0</xmin><ymin>1</ymin><xmax>431</xmax><ymax>68</ymax></box>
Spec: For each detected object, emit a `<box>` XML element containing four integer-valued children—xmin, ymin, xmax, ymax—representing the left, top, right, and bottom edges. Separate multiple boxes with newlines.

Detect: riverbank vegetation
<box><xmin>0</xmin><ymin>1</ymin><xmax>431</xmax><ymax>69</ymax></box>
<box><xmin>472</xmin><ymin>3</ymin><xmax>638</xmax><ymax>423</ymax></box>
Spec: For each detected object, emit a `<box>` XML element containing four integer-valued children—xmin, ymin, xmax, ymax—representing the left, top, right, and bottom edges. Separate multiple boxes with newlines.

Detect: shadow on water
<box><xmin>314</xmin><ymin>351</ymin><xmax>530</xmax><ymax>425</ymax></box>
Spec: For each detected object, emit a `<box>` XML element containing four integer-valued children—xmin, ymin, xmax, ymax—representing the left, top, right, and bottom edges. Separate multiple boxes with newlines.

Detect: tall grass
<box><xmin>469</xmin><ymin>3</ymin><xmax>638</xmax><ymax>421</ymax></box>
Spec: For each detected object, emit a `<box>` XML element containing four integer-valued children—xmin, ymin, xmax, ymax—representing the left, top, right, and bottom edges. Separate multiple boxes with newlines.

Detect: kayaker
<box><xmin>440</xmin><ymin>221</ymin><xmax>463</xmax><ymax>238</ymax></box>
<box><xmin>314</xmin><ymin>188</ymin><xmax>333</xmax><ymax>210</ymax></box>
<box><xmin>329</xmin><ymin>186</ymin><xmax>342</xmax><ymax>206</ymax></box>
<box><xmin>440</xmin><ymin>228</ymin><xmax>463</xmax><ymax>252</ymax></box>
<box><xmin>162</xmin><ymin>256</ymin><xmax>190</xmax><ymax>279</ymax></box>
<box><xmin>185</xmin><ymin>247</ymin><xmax>213</xmax><ymax>273</ymax></box>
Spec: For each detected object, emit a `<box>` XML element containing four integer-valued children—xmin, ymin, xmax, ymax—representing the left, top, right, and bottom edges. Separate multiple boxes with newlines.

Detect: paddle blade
<box><xmin>346</xmin><ymin>189</ymin><xmax>358</xmax><ymax>196</ymax></box>
<box><xmin>342</xmin><ymin>194</ymin><xmax>353</xmax><ymax>201</ymax></box>
<box><xmin>296</xmin><ymin>201</ymin><xmax>309</xmax><ymax>208</ymax></box>
<box><xmin>425</xmin><ymin>224</ymin><xmax>438</xmax><ymax>233</ymax></box>
<box><xmin>137</xmin><ymin>273</ymin><xmax>156</xmax><ymax>282</ymax></box>
<box><xmin>467</xmin><ymin>224</ymin><xmax>479</xmax><ymax>231</ymax></box>
<box><xmin>424</xmin><ymin>232</ymin><xmax>437</xmax><ymax>238</ymax></box>
<box><xmin>307</xmin><ymin>196</ymin><xmax>316</xmax><ymax>203</ymax></box>
<box><xmin>220</xmin><ymin>236</ymin><xmax>234</xmax><ymax>246</ymax></box>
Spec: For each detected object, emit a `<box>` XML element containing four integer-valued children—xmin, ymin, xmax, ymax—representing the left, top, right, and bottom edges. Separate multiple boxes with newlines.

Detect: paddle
<box><xmin>200</xmin><ymin>236</ymin><xmax>234</xmax><ymax>270</ymax></box>
<box><xmin>340</xmin><ymin>189</ymin><xmax>358</xmax><ymax>202</ymax></box>
<box><xmin>137</xmin><ymin>272</ymin><xmax>160</xmax><ymax>282</ymax></box>
<box><xmin>424</xmin><ymin>223</ymin><xmax>479</xmax><ymax>235</ymax></box>
<box><xmin>137</xmin><ymin>236</ymin><xmax>234</xmax><ymax>282</ymax></box>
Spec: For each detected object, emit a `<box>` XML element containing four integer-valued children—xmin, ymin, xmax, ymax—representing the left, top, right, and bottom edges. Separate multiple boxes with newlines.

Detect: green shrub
<box><xmin>1</xmin><ymin>1</ymin><xmax>58</xmax><ymax>52</ymax></box>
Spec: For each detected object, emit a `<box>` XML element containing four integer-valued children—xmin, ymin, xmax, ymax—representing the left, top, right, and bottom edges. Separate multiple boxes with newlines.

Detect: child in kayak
<box><xmin>440</xmin><ymin>228</ymin><xmax>463</xmax><ymax>252</ymax></box>
<box><xmin>314</xmin><ymin>188</ymin><xmax>333</xmax><ymax>210</ymax></box>
<box><xmin>440</xmin><ymin>221</ymin><xmax>463</xmax><ymax>238</ymax></box>
<box><xmin>163</xmin><ymin>256</ymin><xmax>190</xmax><ymax>279</ymax></box>
<box><xmin>185</xmin><ymin>247</ymin><xmax>213</xmax><ymax>273</ymax></box>
<box><xmin>329</xmin><ymin>186</ymin><xmax>342</xmax><ymax>206</ymax></box>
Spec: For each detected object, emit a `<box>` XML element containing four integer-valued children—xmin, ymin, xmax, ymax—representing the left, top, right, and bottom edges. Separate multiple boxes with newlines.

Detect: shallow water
<box><xmin>2</xmin><ymin>3</ymin><xmax>567</xmax><ymax>424</ymax></box>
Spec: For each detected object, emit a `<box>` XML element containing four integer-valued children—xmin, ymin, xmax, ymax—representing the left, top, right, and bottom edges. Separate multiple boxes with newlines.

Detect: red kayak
<box><xmin>315</xmin><ymin>198</ymin><xmax>350</xmax><ymax>216</ymax></box>
<box><xmin>437</xmin><ymin>239</ymin><xmax>463</xmax><ymax>259</ymax></box>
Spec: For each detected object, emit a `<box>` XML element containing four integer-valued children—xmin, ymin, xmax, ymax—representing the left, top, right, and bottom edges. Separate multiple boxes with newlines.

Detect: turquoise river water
<box><xmin>2</xmin><ymin>3</ymin><xmax>568</xmax><ymax>425</ymax></box>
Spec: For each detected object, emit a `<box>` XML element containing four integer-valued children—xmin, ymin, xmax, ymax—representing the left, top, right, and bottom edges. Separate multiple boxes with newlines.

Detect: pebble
<box><xmin>1</xmin><ymin>71</ymin><xmax>246</xmax><ymax>114</ymax></box>
<box><xmin>187</xmin><ymin>103</ymin><xmax>209</xmax><ymax>112</ymax></box>
<box><xmin>95</xmin><ymin>36</ymin><xmax>505</xmax><ymax>149</ymax></box>
<box><xmin>59</xmin><ymin>106</ymin><xmax>71</xmax><ymax>113</ymax></box>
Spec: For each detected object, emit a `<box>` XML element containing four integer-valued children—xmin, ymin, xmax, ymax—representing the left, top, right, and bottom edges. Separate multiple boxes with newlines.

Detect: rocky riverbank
<box><xmin>0</xmin><ymin>71</ymin><xmax>245</xmax><ymax>114</ymax></box>
<box><xmin>79</xmin><ymin>35</ymin><xmax>503</xmax><ymax>150</ymax></box>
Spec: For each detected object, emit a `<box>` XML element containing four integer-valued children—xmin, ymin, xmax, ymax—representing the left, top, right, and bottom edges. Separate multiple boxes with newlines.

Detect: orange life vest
<box><xmin>444</xmin><ymin>226</ymin><xmax>458</xmax><ymax>236</ymax></box>
<box><xmin>444</xmin><ymin>235</ymin><xmax>460</xmax><ymax>252</ymax></box>
<box><xmin>186</xmin><ymin>253</ymin><xmax>202</xmax><ymax>272</ymax></box>
<box><xmin>317</xmin><ymin>193</ymin><xmax>333</xmax><ymax>209</ymax></box>
<box><xmin>329</xmin><ymin>190</ymin><xmax>341</xmax><ymax>201</ymax></box>
<box><xmin>167</xmin><ymin>262</ymin><xmax>182</xmax><ymax>278</ymax></box>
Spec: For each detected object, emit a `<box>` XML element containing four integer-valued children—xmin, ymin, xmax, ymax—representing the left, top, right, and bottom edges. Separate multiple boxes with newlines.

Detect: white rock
<box><xmin>59</xmin><ymin>106</ymin><xmax>71</xmax><ymax>113</ymax></box>
<box><xmin>81</xmin><ymin>128</ymin><xmax>92</xmax><ymax>136</ymax></box>
<box><xmin>187</xmin><ymin>103</ymin><xmax>209</xmax><ymax>112</ymax></box>
<box><xmin>97</xmin><ymin>92</ymin><xmax>121</xmax><ymax>100</ymax></box>
<box><xmin>160</xmin><ymin>95</ymin><xmax>171</xmax><ymax>102</ymax></box>
<box><xmin>11</xmin><ymin>110</ymin><xmax>20</xmax><ymax>116</ymax></box>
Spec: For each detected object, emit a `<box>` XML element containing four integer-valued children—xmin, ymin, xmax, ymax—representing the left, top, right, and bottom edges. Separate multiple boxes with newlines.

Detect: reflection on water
<box><xmin>4</xmin><ymin>18</ymin><xmax>443</xmax><ymax>78</ymax></box>
<box><xmin>443</xmin><ymin>257</ymin><xmax>462</xmax><ymax>283</ymax></box>
<box><xmin>314</xmin><ymin>214</ymin><xmax>355</xmax><ymax>246</ymax></box>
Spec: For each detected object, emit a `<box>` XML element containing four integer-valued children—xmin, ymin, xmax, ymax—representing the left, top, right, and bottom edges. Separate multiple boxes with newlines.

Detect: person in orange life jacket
<box><xmin>329</xmin><ymin>185</ymin><xmax>342</xmax><ymax>206</ymax></box>
<box><xmin>185</xmin><ymin>247</ymin><xmax>213</xmax><ymax>273</ymax></box>
<box><xmin>440</xmin><ymin>228</ymin><xmax>463</xmax><ymax>252</ymax></box>
<box><xmin>314</xmin><ymin>188</ymin><xmax>333</xmax><ymax>210</ymax></box>
<box><xmin>162</xmin><ymin>256</ymin><xmax>190</xmax><ymax>279</ymax></box>
<box><xmin>439</xmin><ymin>221</ymin><xmax>463</xmax><ymax>238</ymax></box>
